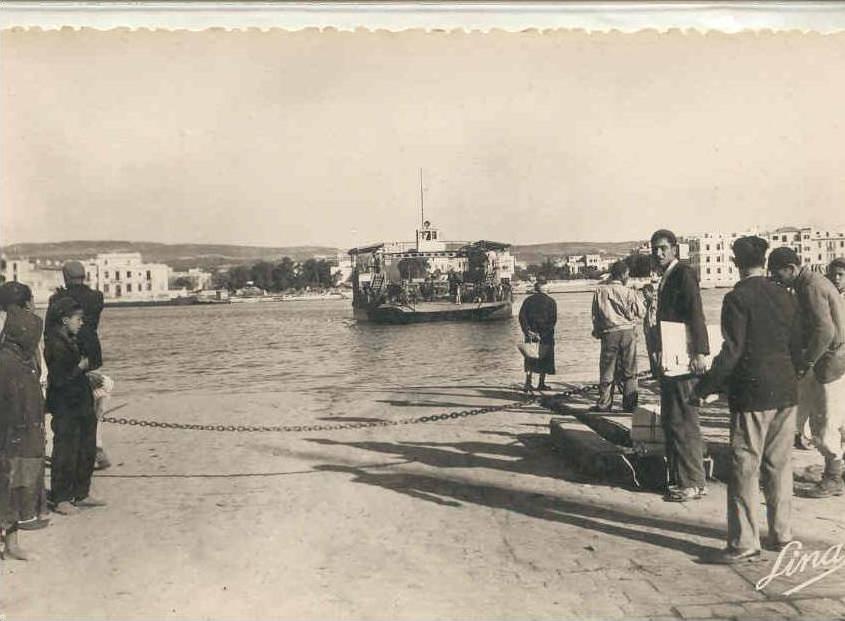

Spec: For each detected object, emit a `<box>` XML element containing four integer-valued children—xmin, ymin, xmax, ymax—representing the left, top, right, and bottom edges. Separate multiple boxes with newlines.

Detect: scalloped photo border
<box><xmin>4</xmin><ymin>2</ymin><xmax>845</xmax><ymax>34</ymax></box>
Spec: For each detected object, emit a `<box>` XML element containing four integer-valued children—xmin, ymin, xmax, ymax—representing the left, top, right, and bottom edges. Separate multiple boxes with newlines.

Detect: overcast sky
<box><xmin>3</xmin><ymin>29</ymin><xmax>844</xmax><ymax>249</ymax></box>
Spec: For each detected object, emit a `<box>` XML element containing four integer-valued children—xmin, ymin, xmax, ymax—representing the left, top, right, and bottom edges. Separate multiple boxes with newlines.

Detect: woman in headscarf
<box><xmin>0</xmin><ymin>284</ymin><xmax>49</xmax><ymax>560</ymax></box>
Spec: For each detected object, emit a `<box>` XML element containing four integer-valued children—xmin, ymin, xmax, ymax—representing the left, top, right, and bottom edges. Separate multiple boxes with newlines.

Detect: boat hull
<box><xmin>354</xmin><ymin>300</ymin><xmax>512</xmax><ymax>324</ymax></box>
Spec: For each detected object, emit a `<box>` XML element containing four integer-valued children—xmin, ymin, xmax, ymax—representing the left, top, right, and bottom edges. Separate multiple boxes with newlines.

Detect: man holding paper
<box><xmin>694</xmin><ymin>236</ymin><xmax>802</xmax><ymax>563</ymax></box>
<box><xmin>651</xmin><ymin>229</ymin><xmax>709</xmax><ymax>502</ymax></box>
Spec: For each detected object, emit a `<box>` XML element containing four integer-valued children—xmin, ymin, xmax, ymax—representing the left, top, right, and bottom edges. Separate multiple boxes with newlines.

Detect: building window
<box><xmin>104</xmin><ymin>284</ymin><xmax>110</xmax><ymax>293</ymax></box>
<box><xmin>146</xmin><ymin>282</ymin><xmax>152</xmax><ymax>291</ymax></box>
<box><xmin>717</xmin><ymin>268</ymin><xmax>722</xmax><ymax>274</ymax></box>
<box><xmin>127</xmin><ymin>283</ymin><xmax>132</xmax><ymax>293</ymax></box>
<box><xmin>146</xmin><ymin>270</ymin><xmax>152</xmax><ymax>280</ymax></box>
<box><xmin>86</xmin><ymin>271</ymin><xmax>91</xmax><ymax>281</ymax></box>
<box><xmin>716</xmin><ymin>256</ymin><xmax>721</xmax><ymax>262</ymax></box>
<box><xmin>706</xmin><ymin>268</ymin><xmax>711</xmax><ymax>275</ymax></box>
<box><xmin>104</xmin><ymin>270</ymin><xmax>109</xmax><ymax>279</ymax></box>
<box><xmin>705</xmin><ymin>256</ymin><xmax>710</xmax><ymax>263</ymax></box>
<box><xmin>126</xmin><ymin>270</ymin><xmax>131</xmax><ymax>279</ymax></box>
<box><xmin>819</xmin><ymin>254</ymin><xmax>823</xmax><ymax>261</ymax></box>
<box><xmin>781</xmin><ymin>235</ymin><xmax>787</xmax><ymax>242</ymax></box>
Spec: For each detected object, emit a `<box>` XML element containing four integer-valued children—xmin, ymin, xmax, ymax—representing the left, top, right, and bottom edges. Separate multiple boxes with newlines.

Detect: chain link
<box><xmin>100</xmin><ymin>372</ymin><xmax>655</xmax><ymax>433</ymax></box>
<box><xmin>102</xmin><ymin>397</ymin><xmax>538</xmax><ymax>433</ymax></box>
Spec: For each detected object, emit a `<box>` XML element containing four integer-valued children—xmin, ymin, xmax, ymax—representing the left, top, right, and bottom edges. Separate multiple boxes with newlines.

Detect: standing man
<box><xmin>651</xmin><ymin>229</ymin><xmax>710</xmax><ymax>502</ymax></box>
<box><xmin>769</xmin><ymin>248</ymin><xmax>845</xmax><ymax>498</ymax></box>
<box><xmin>591</xmin><ymin>261</ymin><xmax>644</xmax><ymax>412</ymax></box>
<box><xmin>694</xmin><ymin>237</ymin><xmax>801</xmax><ymax>563</ymax></box>
<box><xmin>47</xmin><ymin>261</ymin><xmax>109</xmax><ymax>469</ymax></box>
<box><xmin>828</xmin><ymin>257</ymin><xmax>845</xmax><ymax>298</ymax></box>
<box><xmin>519</xmin><ymin>277</ymin><xmax>557</xmax><ymax>392</ymax></box>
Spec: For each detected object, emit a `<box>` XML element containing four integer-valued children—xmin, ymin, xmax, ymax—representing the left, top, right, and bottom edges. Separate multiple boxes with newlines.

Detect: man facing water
<box><xmin>591</xmin><ymin>261</ymin><xmax>644</xmax><ymax>412</ymax></box>
<box><xmin>519</xmin><ymin>278</ymin><xmax>557</xmax><ymax>392</ymax></box>
<box><xmin>651</xmin><ymin>229</ymin><xmax>709</xmax><ymax>502</ymax></box>
<box><xmin>694</xmin><ymin>237</ymin><xmax>801</xmax><ymax>563</ymax></box>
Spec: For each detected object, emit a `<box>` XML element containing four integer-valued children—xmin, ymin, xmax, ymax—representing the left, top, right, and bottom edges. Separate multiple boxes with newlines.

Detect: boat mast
<box><xmin>419</xmin><ymin>168</ymin><xmax>425</xmax><ymax>228</ymax></box>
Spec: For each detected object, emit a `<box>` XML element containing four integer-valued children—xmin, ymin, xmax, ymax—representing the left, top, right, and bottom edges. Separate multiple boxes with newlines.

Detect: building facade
<box><xmin>89</xmin><ymin>253</ymin><xmax>171</xmax><ymax>301</ymax></box>
<box><xmin>687</xmin><ymin>225</ymin><xmax>845</xmax><ymax>287</ymax></box>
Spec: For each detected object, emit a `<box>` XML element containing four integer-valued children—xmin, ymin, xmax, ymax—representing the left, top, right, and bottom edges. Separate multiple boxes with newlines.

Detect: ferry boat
<box><xmin>348</xmin><ymin>220</ymin><xmax>515</xmax><ymax>324</ymax></box>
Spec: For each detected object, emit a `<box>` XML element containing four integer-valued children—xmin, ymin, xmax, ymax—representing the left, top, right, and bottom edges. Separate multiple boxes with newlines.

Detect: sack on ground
<box><xmin>517</xmin><ymin>340</ymin><xmax>540</xmax><ymax>361</ymax></box>
<box><xmin>815</xmin><ymin>343</ymin><xmax>845</xmax><ymax>384</ymax></box>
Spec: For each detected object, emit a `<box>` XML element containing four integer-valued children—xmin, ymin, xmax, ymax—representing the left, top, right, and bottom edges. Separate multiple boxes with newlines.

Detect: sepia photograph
<box><xmin>2</xmin><ymin>4</ymin><xmax>845</xmax><ymax>619</ymax></box>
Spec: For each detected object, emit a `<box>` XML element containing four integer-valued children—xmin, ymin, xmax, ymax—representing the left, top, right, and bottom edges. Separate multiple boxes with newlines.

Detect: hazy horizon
<box><xmin>4</xmin><ymin>29</ymin><xmax>845</xmax><ymax>248</ymax></box>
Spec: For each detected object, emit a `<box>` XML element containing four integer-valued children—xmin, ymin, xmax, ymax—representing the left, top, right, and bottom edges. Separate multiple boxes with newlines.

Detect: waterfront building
<box><xmin>687</xmin><ymin>225</ymin><xmax>845</xmax><ymax>287</ymax></box>
<box><xmin>170</xmin><ymin>267</ymin><xmax>213</xmax><ymax>291</ymax></box>
<box><xmin>87</xmin><ymin>253</ymin><xmax>171</xmax><ymax>301</ymax></box>
<box><xmin>0</xmin><ymin>254</ymin><xmax>65</xmax><ymax>305</ymax></box>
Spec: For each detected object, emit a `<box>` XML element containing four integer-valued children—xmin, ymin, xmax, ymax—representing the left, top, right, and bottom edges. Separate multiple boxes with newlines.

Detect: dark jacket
<box><xmin>519</xmin><ymin>292</ymin><xmax>557</xmax><ymax>343</ymax></box>
<box><xmin>657</xmin><ymin>262</ymin><xmax>710</xmax><ymax>355</ymax></box>
<box><xmin>0</xmin><ymin>307</ymin><xmax>46</xmax><ymax>458</ymax></box>
<box><xmin>696</xmin><ymin>276</ymin><xmax>801</xmax><ymax>413</ymax></box>
<box><xmin>47</xmin><ymin>284</ymin><xmax>104</xmax><ymax>370</ymax></box>
<box><xmin>45</xmin><ymin>328</ymin><xmax>94</xmax><ymax>418</ymax></box>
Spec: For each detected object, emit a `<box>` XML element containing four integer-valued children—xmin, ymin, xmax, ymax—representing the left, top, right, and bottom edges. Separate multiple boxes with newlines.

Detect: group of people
<box><xmin>0</xmin><ymin>261</ymin><xmax>110</xmax><ymax>560</ymax></box>
<box><xmin>519</xmin><ymin>229</ymin><xmax>845</xmax><ymax>564</ymax></box>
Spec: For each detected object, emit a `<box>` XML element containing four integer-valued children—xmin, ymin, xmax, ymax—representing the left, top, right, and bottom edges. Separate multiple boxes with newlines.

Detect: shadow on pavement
<box><xmin>314</xmin><ymin>464</ymin><xmax>722</xmax><ymax>558</ymax></box>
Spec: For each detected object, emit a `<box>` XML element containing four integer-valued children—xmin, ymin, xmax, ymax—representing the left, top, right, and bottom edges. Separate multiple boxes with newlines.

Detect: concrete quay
<box><xmin>2</xmin><ymin>379</ymin><xmax>844</xmax><ymax>620</ymax></box>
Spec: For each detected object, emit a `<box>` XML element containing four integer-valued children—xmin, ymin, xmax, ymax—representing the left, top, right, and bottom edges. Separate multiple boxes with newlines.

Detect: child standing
<box><xmin>45</xmin><ymin>298</ymin><xmax>106</xmax><ymax>515</ymax></box>
<box><xmin>0</xmin><ymin>292</ymin><xmax>49</xmax><ymax>560</ymax></box>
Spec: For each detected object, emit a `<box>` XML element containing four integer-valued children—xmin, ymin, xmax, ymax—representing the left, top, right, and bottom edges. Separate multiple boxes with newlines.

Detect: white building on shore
<box><xmin>687</xmin><ymin>225</ymin><xmax>845</xmax><ymax>288</ymax></box>
<box><xmin>88</xmin><ymin>253</ymin><xmax>171</xmax><ymax>301</ymax></box>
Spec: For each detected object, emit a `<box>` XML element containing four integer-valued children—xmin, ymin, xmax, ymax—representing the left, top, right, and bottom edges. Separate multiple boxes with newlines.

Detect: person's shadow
<box><xmin>314</xmin><ymin>464</ymin><xmax>721</xmax><ymax>558</ymax></box>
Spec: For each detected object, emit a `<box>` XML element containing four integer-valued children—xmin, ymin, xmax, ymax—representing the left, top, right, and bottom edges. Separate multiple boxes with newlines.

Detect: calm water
<box><xmin>96</xmin><ymin>291</ymin><xmax>727</xmax><ymax>401</ymax></box>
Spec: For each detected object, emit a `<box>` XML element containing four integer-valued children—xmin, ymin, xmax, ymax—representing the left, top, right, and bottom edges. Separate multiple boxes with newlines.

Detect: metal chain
<box><xmin>100</xmin><ymin>371</ymin><xmax>655</xmax><ymax>433</ymax></box>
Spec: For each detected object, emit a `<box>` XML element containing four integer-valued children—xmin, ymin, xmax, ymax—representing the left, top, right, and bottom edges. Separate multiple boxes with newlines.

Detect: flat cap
<box><xmin>62</xmin><ymin>260</ymin><xmax>86</xmax><ymax>280</ymax></box>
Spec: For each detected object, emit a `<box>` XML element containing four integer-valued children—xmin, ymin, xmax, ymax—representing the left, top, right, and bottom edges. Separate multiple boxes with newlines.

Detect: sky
<box><xmin>3</xmin><ymin>29</ymin><xmax>845</xmax><ymax>249</ymax></box>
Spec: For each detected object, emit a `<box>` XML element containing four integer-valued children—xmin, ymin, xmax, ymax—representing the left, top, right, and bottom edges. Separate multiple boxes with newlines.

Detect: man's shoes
<box><xmin>706</xmin><ymin>547</ymin><xmax>763</xmax><ymax>564</ymax></box>
<box><xmin>522</xmin><ymin>382</ymin><xmax>534</xmax><ymax>393</ymax></box>
<box><xmin>803</xmin><ymin>476</ymin><xmax>845</xmax><ymax>498</ymax></box>
<box><xmin>94</xmin><ymin>447</ymin><xmax>112</xmax><ymax>471</ymax></box>
<box><xmin>16</xmin><ymin>516</ymin><xmax>51</xmax><ymax>531</ymax></box>
<box><xmin>53</xmin><ymin>501</ymin><xmax>79</xmax><ymax>515</ymax></box>
<box><xmin>664</xmin><ymin>487</ymin><xmax>704</xmax><ymax>502</ymax></box>
<box><xmin>588</xmin><ymin>405</ymin><xmax>612</xmax><ymax>413</ymax></box>
<box><xmin>763</xmin><ymin>538</ymin><xmax>793</xmax><ymax>552</ymax></box>
<box><xmin>537</xmin><ymin>384</ymin><xmax>553</xmax><ymax>392</ymax></box>
<box><xmin>74</xmin><ymin>495</ymin><xmax>107</xmax><ymax>508</ymax></box>
<box><xmin>794</xmin><ymin>433</ymin><xmax>813</xmax><ymax>450</ymax></box>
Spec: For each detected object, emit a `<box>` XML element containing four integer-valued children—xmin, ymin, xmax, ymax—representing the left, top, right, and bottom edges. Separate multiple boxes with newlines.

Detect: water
<box><xmin>97</xmin><ymin>291</ymin><xmax>728</xmax><ymax>401</ymax></box>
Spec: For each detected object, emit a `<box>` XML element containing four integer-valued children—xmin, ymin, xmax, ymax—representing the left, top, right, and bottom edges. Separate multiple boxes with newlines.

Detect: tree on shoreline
<box><xmin>212</xmin><ymin>256</ymin><xmax>335</xmax><ymax>292</ymax></box>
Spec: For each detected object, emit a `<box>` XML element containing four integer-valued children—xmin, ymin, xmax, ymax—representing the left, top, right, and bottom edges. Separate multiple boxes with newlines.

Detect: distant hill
<box><xmin>1</xmin><ymin>239</ymin><xmax>644</xmax><ymax>271</ymax></box>
<box><xmin>510</xmin><ymin>241</ymin><xmax>642</xmax><ymax>265</ymax></box>
<box><xmin>1</xmin><ymin>241</ymin><xmax>342</xmax><ymax>271</ymax></box>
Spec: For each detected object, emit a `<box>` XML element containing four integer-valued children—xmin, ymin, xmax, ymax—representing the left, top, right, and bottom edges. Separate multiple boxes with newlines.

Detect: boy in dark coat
<box><xmin>652</xmin><ymin>229</ymin><xmax>710</xmax><ymax>502</ymax></box>
<box><xmin>694</xmin><ymin>237</ymin><xmax>802</xmax><ymax>563</ymax></box>
<box><xmin>45</xmin><ymin>298</ymin><xmax>106</xmax><ymax>515</ymax></box>
<box><xmin>0</xmin><ymin>294</ymin><xmax>48</xmax><ymax>560</ymax></box>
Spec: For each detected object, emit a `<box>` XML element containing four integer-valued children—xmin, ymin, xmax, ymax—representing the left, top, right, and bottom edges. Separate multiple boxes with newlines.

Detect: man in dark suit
<box><xmin>694</xmin><ymin>236</ymin><xmax>802</xmax><ymax>563</ymax></box>
<box><xmin>651</xmin><ymin>229</ymin><xmax>710</xmax><ymax>502</ymax></box>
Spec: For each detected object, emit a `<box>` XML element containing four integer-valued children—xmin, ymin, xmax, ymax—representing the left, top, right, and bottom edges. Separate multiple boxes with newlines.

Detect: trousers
<box><xmin>797</xmin><ymin>371</ymin><xmax>845</xmax><ymax>460</ymax></box>
<box><xmin>728</xmin><ymin>406</ymin><xmax>795</xmax><ymax>552</ymax></box>
<box><xmin>597</xmin><ymin>329</ymin><xmax>638</xmax><ymax>411</ymax></box>
<box><xmin>660</xmin><ymin>376</ymin><xmax>706</xmax><ymax>488</ymax></box>
<box><xmin>50</xmin><ymin>415</ymin><xmax>98</xmax><ymax>504</ymax></box>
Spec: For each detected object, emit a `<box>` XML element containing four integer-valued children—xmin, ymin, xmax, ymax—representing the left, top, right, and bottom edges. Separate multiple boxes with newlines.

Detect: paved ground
<box><xmin>3</xmin><ymin>379</ymin><xmax>845</xmax><ymax>620</ymax></box>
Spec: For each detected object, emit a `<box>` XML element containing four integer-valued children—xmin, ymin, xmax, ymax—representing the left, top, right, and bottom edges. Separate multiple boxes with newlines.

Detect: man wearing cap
<box><xmin>769</xmin><ymin>247</ymin><xmax>845</xmax><ymax>498</ymax></box>
<box><xmin>651</xmin><ymin>229</ymin><xmax>710</xmax><ymax>502</ymax></box>
<box><xmin>47</xmin><ymin>262</ymin><xmax>109</xmax><ymax>469</ymax></box>
<box><xmin>694</xmin><ymin>237</ymin><xmax>802</xmax><ymax>563</ymax></box>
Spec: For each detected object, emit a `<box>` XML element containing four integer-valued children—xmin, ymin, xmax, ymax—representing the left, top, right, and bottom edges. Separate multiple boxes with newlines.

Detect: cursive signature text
<box><xmin>756</xmin><ymin>541</ymin><xmax>845</xmax><ymax>595</ymax></box>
